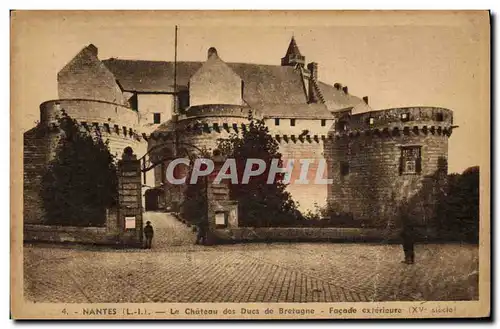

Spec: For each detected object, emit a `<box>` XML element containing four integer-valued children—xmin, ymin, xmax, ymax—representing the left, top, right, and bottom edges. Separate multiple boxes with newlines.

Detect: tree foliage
<box><xmin>437</xmin><ymin>166</ymin><xmax>480</xmax><ymax>242</ymax></box>
<box><xmin>218</xmin><ymin>114</ymin><xmax>302</xmax><ymax>227</ymax></box>
<box><xmin>41</xmin><ymin>112</ymin><xmax>118</xmax><ymax>226</ymax></box>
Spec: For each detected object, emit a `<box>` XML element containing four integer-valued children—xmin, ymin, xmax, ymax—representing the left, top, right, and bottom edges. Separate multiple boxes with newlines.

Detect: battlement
<box><xmin>39</xmin><ymin>99</ymin><xmax>144</xmax><ymax>142</ymax></box>
<box><xmin>332</xmin><ymin>106</ymin><xmax>454</xmax><ymax>137</ymax></box>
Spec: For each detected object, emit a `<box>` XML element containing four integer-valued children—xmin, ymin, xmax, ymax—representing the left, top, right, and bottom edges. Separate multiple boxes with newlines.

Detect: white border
<box><xmin>3</xmin><ymin>1</ymin><xmax>497</xmax><ymax>328</ymax></box>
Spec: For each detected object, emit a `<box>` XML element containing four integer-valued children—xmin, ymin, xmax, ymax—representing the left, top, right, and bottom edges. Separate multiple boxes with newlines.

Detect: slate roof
<box><xmin>102</xmin><ymin>58</ymin><xmax>370</xmax><ymax>115</ymax></box>
<box><xmin>316</xmin><ymin>82</ymin><xmax>371</xmax><ymax>114</ymax></box>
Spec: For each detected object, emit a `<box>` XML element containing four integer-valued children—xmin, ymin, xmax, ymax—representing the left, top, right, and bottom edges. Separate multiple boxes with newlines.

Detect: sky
<box><xmin>11</xmin><ymin>11</ymin><xmax>489</xmax><ymax>174</ymax></box>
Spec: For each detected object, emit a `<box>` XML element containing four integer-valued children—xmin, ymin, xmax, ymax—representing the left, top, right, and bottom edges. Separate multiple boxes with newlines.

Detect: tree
<box><xmin>41</xmin><ymin>112</ymin><xmax>118</xmax><ymax>226</ymax></box>
<box><xmin>217</xmin><ymin>114</ymin><xmax>302</xmax><ymax>227</ymax></box>
<box><xmin>437</xmin><ymin>166</ymin><xmax>480</xmax><ymax>242</ymax></box>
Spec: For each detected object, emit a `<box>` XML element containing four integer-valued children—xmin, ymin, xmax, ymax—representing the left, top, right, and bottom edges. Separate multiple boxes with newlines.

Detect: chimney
<box><xmin>334</xmin><ymin>83</ymin><xmax>342</xmax><ymax>90</ymax></box>
<box><xmin>343</xmin><ymin>86</ymin><xmax>349</xmax><ymax>94</ymax></box>
<box><xmin>307</xmin><ymin>62</ymin><xmax>319</xmax><ymax>103</ymax></box>
<box><xmin>307</xmin><ymin>62</ymin><xmax>318</xmax><ymax>81</ymax></box>
<box><xmin>363</xmin><ymin>96</ymin><xmax>369</xmax><ymax>104</ymax></box>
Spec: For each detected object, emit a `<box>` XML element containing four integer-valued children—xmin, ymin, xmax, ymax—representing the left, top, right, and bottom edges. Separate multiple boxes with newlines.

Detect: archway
<box><xmin>145</xmin><ymin>188</ymin><xmax>165</xmax><ymax>211</ymax></box>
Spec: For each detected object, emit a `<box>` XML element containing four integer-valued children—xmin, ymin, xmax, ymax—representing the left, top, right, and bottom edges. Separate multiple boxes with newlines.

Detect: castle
<box><xmin>24</xmin><ymin>37</ymin><xmax>454</xmax><ymax>232</ymax></box>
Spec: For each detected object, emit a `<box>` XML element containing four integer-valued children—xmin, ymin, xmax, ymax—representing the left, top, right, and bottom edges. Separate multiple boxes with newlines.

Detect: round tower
<box><xmin>327</xmin><ymin>107</ymin><xmax>454</xmax><ymax>236</ymax></box>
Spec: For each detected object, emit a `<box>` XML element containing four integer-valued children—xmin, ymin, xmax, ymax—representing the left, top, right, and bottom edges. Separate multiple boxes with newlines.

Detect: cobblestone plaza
<box><xmin>23</xmin><ymin>213</ymin><xmax>479</xmax><ymax>303</ymax></box>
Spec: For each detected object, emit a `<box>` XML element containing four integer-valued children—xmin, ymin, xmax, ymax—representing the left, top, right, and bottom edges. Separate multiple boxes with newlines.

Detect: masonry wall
<box><xmin>137</xmin><ymin>94</ymin><xmax>174</xmax><ymax>130</ymax></box>
<box><xmin>23</xmin><ymin>127</ymin><xmax>51</xmax><ymax>224</ymax></box>
<box><xmin>276</xmin><ymin>140</ymin><xmax>329</xmax><ymax>212</ymax></box>
<box><xmin>264</xmin><ymin>117</ymin><xmax>333</xmax><ymax>136</ymax></box>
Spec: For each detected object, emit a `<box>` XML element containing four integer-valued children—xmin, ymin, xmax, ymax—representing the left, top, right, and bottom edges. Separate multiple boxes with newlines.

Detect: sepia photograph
<box><xmin>10</xmin><ymin>10</ymin><xmax>490</xmax><ymax>319</ymax></box>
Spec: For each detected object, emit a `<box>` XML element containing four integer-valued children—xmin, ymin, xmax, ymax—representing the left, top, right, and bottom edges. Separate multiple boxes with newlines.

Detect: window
<box><xmin>275</xmin><ymin>118</ymin><xmax>280</xmax><ymax>126</ymax></box>
<box><xmin>369</xmin><ymin>117</ymin><xmax>375</xmax><ymax>125</ymax></box>
<box><xmin>321</xmin><ymin>119</ymin><xmax>326</xmax><ymax>127</ymax></box>
<box><xmin>399</xmin><ymin>146</ymin><xmax>422</xmax><ymax>175</ymax></box>
<box><xmin>153</xmin><ymin>113</ymin><xmax>161</xmax><ymax>124</ymax></box>
<box><xmin>340</xmin><ymin>161</ymin><xmax>350</xmax><ymax>176</ymax></box>
<box><xmin>122</xmin><ymin>126</ymin><xmax>127</xmax><ymax>135</ymax></box>
<box><xmin>290</xmin><ymin>119</ymin><xmax>296</xmax><ymax>126</ymax></box>
<box><xmin>436</xmin><ymin>112</ymin><xmax>444</xmax><ymax>122</ymax></box>
<box><xmin>401</xmin><ymin>113</ymin><xmax>410</xmax><ymax>122</ymax></box>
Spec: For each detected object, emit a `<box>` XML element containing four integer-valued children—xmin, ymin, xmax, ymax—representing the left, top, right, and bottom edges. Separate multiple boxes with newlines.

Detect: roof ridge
<box><xmin>103</xmin><ymin>58</ymin><xmax>301</xmax><ymax>69</ymax></box>
<box><xmin>102</xmin><ymin>58</ymin><xmax>202</xmax><ymax>64</ymax></box>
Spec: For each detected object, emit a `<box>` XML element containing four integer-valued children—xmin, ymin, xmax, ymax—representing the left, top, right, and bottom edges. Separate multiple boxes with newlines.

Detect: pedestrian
<box><xmin>195</xmin><ymin>219</ymin><xmax>208</xmax><ymax>245</ymax></box>
<box><xmin>401</xmin><ymin>223</ymin><xmax>415</xmax><ymax>264</ymax></box>
<box><xmin>144</xmin><ymin>221</ymin><xmax>154</xmax><ymax>249</ymax></box>
<box><xmin>399</xmin><ymin>199</ymin><xmax>415</xmax><ymax>264</ymax></box>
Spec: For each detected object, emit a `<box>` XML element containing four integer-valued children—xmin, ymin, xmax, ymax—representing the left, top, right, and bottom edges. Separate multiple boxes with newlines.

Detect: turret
<box><xmin>281</xmin><ymin>36</ymin><xmax>305</xmax><ymax>67</ymax></box>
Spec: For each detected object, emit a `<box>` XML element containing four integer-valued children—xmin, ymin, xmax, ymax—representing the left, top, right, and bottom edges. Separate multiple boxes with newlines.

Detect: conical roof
<box><xmin>285</xmin><ymin>36</ymin><xmax>302</xmax><ymax>57</ymax></box>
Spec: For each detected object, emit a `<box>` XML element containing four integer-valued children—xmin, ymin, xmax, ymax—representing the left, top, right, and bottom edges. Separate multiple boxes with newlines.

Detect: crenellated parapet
<box><xmin>274</xmin><ymin>134</ymin><xmax>329</xmax><ymax>144</ymax></box>
<box><xmin>40</xmin><ymin>99</ymin><xmax>145</xmax><ymax>140</ymax></box>
<box><xmin>331</xmin><ymin>106</ymin><xmax>455</xmax><ymax>138</ymax></box>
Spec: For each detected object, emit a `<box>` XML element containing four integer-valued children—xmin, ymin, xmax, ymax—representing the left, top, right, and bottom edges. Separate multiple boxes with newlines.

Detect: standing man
<box><xmin>195</xmin><ymin>218</ymin><xmax>208</xmax><ymax>245</ymax></box>
<box><xmin>399</xmin><ymin>199</ymin><xmax>415</xmax><ymax>264</ymax></box>
<box><xmin>144</xmin><ymin>221</ymin><xmax>154</xmax><ymax>249</ymax></box>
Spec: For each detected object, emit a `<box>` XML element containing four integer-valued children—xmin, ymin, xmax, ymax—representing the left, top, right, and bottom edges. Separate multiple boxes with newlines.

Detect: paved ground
<box><xmin>23</xmin><ymin>212</ymin><xmax>479</xmax><ymax>303</ymax></box>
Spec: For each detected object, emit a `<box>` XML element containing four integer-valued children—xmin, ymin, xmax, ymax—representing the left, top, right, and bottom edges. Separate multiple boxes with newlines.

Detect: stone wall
<box><xmin>117</xmin><ymin>156</ymin><xmax>144</xmax><ymax>246</ymax></box>
<box><xmin>137</xmin><ymin>94</ymin><xmax>174</xmax><ymax>131</ymax></box>
<box><xmin>277</xmin><ymin>140</ymin><xmax>329</xmax><ymax>212</ymax></box>
<box><xmin>23</xmin><ymin>126</ymin><xmax>50</xmax><ymax>224</ymax></box>
<box><xmin>24</xmin><ymin>208</ymin><xmax>121</xmax><ymax>244</ymax></box>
